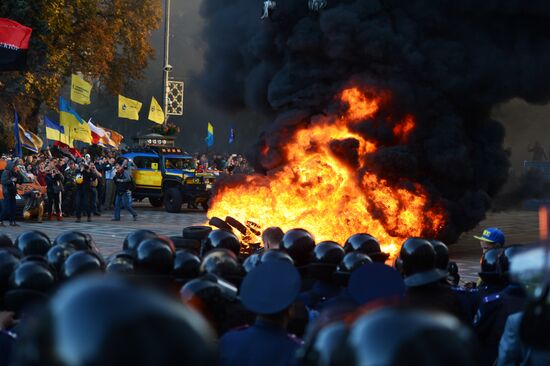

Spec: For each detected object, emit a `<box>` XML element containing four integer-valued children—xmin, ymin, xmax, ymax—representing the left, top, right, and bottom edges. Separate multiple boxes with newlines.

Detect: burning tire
<box><xmin>149</xmin><ymin>197</ymin><xmax>163</xmax><ymax>208</ymax></box>
<box><xmin>209</xmin><ymin>217</ymin><xmax>234</xmax><ymax>233</ymax></box>
<box><xmin>164</xmin><ymin>188</ymin><xmax>182</xmax><ymax>213</ymax></box>
<box><xmin>225</xmin><ymin>216</ymin><xmax>247</xmax><ymax>235</ymax></box>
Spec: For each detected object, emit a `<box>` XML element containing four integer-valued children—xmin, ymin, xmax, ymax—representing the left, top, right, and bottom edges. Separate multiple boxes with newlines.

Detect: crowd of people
<box><xmin>0</xmin><ymin>148</ymin><xmax>252</xmax><ymax>225</ymax></box>
<box><xmin>0</xmin><ymin>222</ymin><xmax>547</xmax><ymax>366</ymax></box>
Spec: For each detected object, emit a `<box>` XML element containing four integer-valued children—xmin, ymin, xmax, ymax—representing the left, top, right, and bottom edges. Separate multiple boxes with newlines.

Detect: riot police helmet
<box><xmin>344</xmin><ymin>233</ymin><xmax>389</xmax><ymax>263</ymax></box>
<box><xmin>201</xmin><ymin>229</ymin><xmax>241</xmax><ymax>257</ymax></box>
<box><xmin>396</xmin><ymin>238</ymin><xmax>446</xmax><ymax>287</ymax></box>
<box><xmin>15</xmin><ymin>231</ymin><xmax>51</xmax><ymax>257</ymax></box>
<box><xmin>281</xmin><ymin>228</ymin><xmax>315</xmax><ymax>266</ymax></box>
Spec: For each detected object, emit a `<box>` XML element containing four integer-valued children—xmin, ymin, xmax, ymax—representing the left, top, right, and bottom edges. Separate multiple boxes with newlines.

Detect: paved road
<box><xmin>1</xmin><ymin>206</ymin><xmax>540</xmax><ymax>282</ymax></box>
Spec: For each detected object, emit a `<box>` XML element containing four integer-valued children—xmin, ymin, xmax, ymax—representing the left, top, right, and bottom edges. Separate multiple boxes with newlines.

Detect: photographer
<box><xmin>74</xmin><ymin>162</ymin><xmax>99</xmax><ymax>223</ymax></box>
<box><xmin>46</xmin><ymin>166</ymin><xmax>64</xmax><ymax>221</ymax></box>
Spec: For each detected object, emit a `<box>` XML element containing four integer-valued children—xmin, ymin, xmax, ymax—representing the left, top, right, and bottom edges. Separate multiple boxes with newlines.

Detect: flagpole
<box><xmin>162</xmin><ymin>0</ymin><xmax>172</xmax><ymax>126</ymax></box>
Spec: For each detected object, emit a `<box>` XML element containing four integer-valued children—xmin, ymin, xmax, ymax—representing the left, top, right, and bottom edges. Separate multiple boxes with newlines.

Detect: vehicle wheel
<box><xmin>164</xmin><ymin>188</ymin><xmax>182</xmax><ymax>213</ymax></box>
<box><xmin>149</xmin><ymin>197</ymin><xmax>163</xmax><ymax>208</ymax></box>
<box><xmin>182</xmin><ymin>226</ymin><xmax>212</xmax><ymax>241</ymax></box>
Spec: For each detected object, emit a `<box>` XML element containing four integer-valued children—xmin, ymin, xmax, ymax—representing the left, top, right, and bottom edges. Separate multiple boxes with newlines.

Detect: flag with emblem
<box><xmin>148</xmin><ymin>96</ymin><xmax>164</xmax><ymax>124</ymax></box>
<box><xmin>118</xmin><ymin>95</ymin><xmax>142</xmax><ymax>120</ymax></box>
<box><xmin>70</xmin><ymin>74</ymin><xmax>92</xmax><ymax>105</ymax></box>
<box><xmin>18</xmin><ymin>124</ymin><xmax>43</xmax><ymax>153</ymax></box>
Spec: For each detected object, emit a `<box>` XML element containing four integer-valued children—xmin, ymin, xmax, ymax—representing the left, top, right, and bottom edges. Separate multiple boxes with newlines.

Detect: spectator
<box><xmin>112</xmin><ymin>163</ymin><xmax>137</xmax><ymax>221</ymax></box>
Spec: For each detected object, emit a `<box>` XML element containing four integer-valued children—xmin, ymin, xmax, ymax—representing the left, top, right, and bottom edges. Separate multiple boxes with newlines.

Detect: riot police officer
<box><xmin>219</xmin><ymin>261</ymin><xmax>303</xmax><ymax>366</ymax></box>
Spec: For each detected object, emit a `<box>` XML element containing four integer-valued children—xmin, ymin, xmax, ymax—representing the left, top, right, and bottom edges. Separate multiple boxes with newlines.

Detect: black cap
<box><xmin>241</xmin><ymin>261</ymin><xmax>301</xmax><ymax>315</ymax></box>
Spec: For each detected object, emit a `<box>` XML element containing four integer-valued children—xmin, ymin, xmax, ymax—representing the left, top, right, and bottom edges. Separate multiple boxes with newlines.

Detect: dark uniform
<box><xmin>220</xmin><ymin>320</ymin><xmax>302</xmax><ymax>366</ymax></box>
<box><xmin>474</xmin><ymin>284</ymin><xmax>527</xmax><ymax>365</ymax></box>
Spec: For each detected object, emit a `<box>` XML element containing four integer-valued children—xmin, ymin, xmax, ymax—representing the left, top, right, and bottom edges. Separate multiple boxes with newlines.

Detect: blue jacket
<box><xmin>219</xmin><ymin>319</ymin><xmax>302</xmax><ymax>366</ymax></box>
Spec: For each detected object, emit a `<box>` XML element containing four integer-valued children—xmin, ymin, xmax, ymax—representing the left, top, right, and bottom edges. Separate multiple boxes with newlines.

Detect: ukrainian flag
<box><xmin>206</xmin><ymin>122</ymin><xmax>214</xmax><ymax>148</ymax></box>
<box><xmin>45</xmin><ymin>116</ymin><xmax>72</xmax><ymax>147</ymax></box>
<box><xmin>59</xmin><ymin>97</ymin><xmax>92</xmax><ymax>144</ymax></box>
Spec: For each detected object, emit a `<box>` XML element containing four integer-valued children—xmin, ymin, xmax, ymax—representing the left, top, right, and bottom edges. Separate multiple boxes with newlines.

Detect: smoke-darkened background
<box><xmin>193</xmin><ymin>0</ymin><xmax>550</xmax><ymax>242</ymax></box>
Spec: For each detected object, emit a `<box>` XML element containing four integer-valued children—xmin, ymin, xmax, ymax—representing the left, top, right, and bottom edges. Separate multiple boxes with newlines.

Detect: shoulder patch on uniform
<box><xmin>482</xmin><ymin>293</ymin><xmax>500</xmax><ymax>303</ymax></box>
<box><xmin>451</xmin><ymin>286</ymin><xmax>465</xmax><ymax>293</ymax></box>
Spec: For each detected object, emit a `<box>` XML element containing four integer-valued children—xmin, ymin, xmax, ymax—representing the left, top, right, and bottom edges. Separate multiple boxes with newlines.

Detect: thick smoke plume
<box><xmin>198</xmin><ymin>0</ymin><xmax>550</xmax><ymax>243</ymax></box>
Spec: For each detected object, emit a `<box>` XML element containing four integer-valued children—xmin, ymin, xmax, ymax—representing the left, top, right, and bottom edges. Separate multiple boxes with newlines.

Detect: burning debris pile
<box><xmin>198</xmin><ymin>0</ymin><xmax>550</xmax><ymax>251</ymax></box>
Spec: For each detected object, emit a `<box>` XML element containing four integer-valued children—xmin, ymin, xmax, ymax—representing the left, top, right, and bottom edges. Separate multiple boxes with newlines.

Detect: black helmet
<box><xmin>396</xmin><ymin>238</ymin><xmax>446</xmax><ymax>287</ymax></box>
<box><xmin>281</xmin><ymin>228</ymin><xmax>315</xmax><ymax>266</ymax></box>
<box><xmin>348</xmin><ymin>308</ymin><xmax>479</xmax><ymax>366</ymax></box>
<box><xmin>243</xmin><ymin>253</ymin><xmax>262</xmax><ymax>273</ymax></box>
<box><xmin>479</xmin><ymin>247</ymin><xmax>503</xmax><ymax>282</ymax></box>
<box><xmin>46</xmin><ymin>245</ymin><xmax>76</xmax><ymax>275</ymax></box>
<box><xmin>53</xmin><ymin>231</ymin><xmax>98</xmax><ymax>252</ymax></box>
<box><xmin>429</xmin><ymin>240</ymin><xmax>449</xmax><ymax>271</ymax></box>
<box><xmin>333</xmin><ymin>252</ymin><xmax>373</xmax><ymax>286</ymax></box>
<box><xmin>15</xmin><ymin>231</ymin><xmax>51</xmax><ymax>256</ymax></box>
<box><xmin>344</xmin><ymin>234</ymin><xmax>389</xmax><ymax>262</ymax></box>
<box><xmin>299</xmin><ymin>321</ymin><xmax>351</xmax><ymax>366</ymax></box>
<box><xmin>261</xmin><ymin>250</ymin><xmax>295</xmax><ymax>266</ymax></box>
<box><xmin>0</xmin><ymin>250</ymin><xmax>20</xmax><ymax>296</ymax></box>
<box><xmin>134</xmin><ymin>238</ymin><xmax>175</xmax><ymax>276</ymax></box>
<box><xmin>498</xmin><ymin>245</ymin><xmax>524</xmax><ymax>278</ymax></box>
<box><xmin>61</xmin><ymin>251</ymin><xmax>105</xmax><ymax>280</ymax></box>
<box><xmin>202</xmin><ymin>230</ymin><xmax>241</xmax><ymax>257</ymax></box>
<box><xmin>173</xmin><ymin>250</ymin><xmax>201</xmax><ymax>283</ymax></box>
<box><xmin>106</xmin><ymin>256</ymin><xmax>134</xmax><ymax>276</ymax></box>
<box><xmin>13</xmin><ymin>277</ymin><xmax>217</xmax><ymax>366</ymax></box>
<box><xmin>4</xmin><ymin>260</ymin><xmax>56</xmax><ymax>312</ymax></box>
<box><xmin>182</xmin><ymin>225</ymin><xmax>212</xmax><ymax>241</ymax></box>
<box><xmin>200</xmin><ymin>248</ymin><xmax>244</xmax><ymax>286</ymax></box>
<box><xmin>309</xmin><ymin>241</ymin><xmax>345</xmax><ymax>280</ymax></box>
<box><xmin>0</xmin><ymin>233</ymin><xmax>14</xmax><ymax>250</ymax></box>
<box><xmin>123</xmin><ymin>229</ymin><xmax>158</xmax><ymax>252</ymax></box>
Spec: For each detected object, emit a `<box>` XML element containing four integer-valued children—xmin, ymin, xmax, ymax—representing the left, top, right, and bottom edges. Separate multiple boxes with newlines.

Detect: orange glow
<box><xmin>393</xmin><ymin>115</ymin><xmax>415</xmax><ymax>141</ymax></box>
<box><xmin>208</xmin><ymin>87</ymin><xmax>445</xmax><ymax>258</ymax></box>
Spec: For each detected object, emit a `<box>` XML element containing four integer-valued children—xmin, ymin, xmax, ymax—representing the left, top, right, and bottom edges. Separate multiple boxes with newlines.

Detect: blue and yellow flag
<box><xmin>45</xmin><ymin>116</ymin><xmax>72</xmax><ymax>147</ymax></box>
<box><xmin>206</xmin><ymin>122</ymin><xmax>214</xmax><ymax>148</ymax></box>
<box><xmin>60</xmin><ymin>97</ymin><xmax>92</xmax><ymax>144</ymax></box>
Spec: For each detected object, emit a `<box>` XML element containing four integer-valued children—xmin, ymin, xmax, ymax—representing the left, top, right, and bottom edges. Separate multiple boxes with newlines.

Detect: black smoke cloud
<box><xmin>197</xmin><ymin>0</ymin><xmax>550</xmax><ymax>242</ymax></box>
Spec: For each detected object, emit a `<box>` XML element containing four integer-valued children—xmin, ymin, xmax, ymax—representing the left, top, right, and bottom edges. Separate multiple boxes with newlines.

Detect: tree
<box><xmin>0</xmin><ymin>0</ymin><xmax>161</xmax><ymax>134</ymax></box>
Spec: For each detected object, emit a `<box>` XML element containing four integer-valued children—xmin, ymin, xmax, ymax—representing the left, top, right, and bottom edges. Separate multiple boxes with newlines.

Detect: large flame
<box><xmin>208</xmin><ymin>87</ymin><xmax>445</xmax><ymax>257</ymax></box>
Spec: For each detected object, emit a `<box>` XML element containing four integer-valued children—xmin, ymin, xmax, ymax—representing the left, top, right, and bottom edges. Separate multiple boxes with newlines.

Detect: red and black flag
<box><xmin>0</xmin><ymin>18</ymin><xmax>32</xmax><ymax>71</ymax></box>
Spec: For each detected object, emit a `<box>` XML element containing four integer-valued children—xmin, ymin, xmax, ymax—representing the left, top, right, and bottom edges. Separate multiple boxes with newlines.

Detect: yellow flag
<box><xmin>70</xmin><ymin>74</ymin><xmax>92</xmax><ymax>105</ymax></box>
<box><xmin>118</xmin><ymin>95</ymin><xmax>142</xmax><ymax>121</ymax></box>
<box><xmin>148</xmin><ymin>97</ymin><xmax>165</xmax><ymax>124</ymax></box>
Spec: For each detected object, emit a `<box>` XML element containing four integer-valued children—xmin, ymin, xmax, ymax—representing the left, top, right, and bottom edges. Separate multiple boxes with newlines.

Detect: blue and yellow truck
<box><xmin>122</xmin><ymin>147</ymin><xmax>216</xmax><ymax>212</ymax></box>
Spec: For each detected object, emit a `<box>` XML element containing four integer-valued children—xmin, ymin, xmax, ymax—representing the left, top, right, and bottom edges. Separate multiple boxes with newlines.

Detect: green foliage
<box><xmin>0</xmin><ymin>0</ymin><xmax>161</xmax><ymax>128</ymax></box>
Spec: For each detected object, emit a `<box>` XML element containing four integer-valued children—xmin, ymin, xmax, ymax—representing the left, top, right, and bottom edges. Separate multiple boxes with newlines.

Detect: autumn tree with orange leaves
<box><xmin>0</xmin><ymin>0</ymin><xmax>161</xmax><ymax>150</ymax></box>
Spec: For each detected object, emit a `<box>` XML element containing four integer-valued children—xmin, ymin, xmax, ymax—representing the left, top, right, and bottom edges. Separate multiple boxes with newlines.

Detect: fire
<box><xmin>208</xmin><ymin>87</ymin><xmax>445</xmax><ymax>258</ymax></box>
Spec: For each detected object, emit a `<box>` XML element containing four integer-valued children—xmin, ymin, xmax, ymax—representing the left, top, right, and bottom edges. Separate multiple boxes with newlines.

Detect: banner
<box><xmin>45</xmin><ymin>116</ymin><xmax>72</xmax><ymax>147</ymax></box>
<box><xmin>0</xmin><ymin>18</ymin><xmax>32</xmax><ymax>71</ymax></box>
<box><xmin>59</xmin><ymin>97</ymin><xmax>92</xmax><ymax>144</ymax></box>
<box><xmin>148</xmin><ymin>96</ymin><xmax>164</xmax><ymax>124</ymax></box>
<box><xmin>18</xmin><ymin>125</ymin><xmax>43</xmax><ymax>153</ymax></box>
<box><xmin>206</xmin><ymin>122</ymin><xmax>214</xmax><ymax>148</ymax></box>
<box><xmin>70</xmin><ymin>74</ymin><xmax>92</xmax><ymax>105</ymax></box>
<box><xmin>13</xmin><ymin>109</ymin><xmax>22</xmax><ymax>157</ymax></box>
<box><xmin>118</xmin><ymin>95</ymin><xmax>142</xmax><ymax>120</ymax></box>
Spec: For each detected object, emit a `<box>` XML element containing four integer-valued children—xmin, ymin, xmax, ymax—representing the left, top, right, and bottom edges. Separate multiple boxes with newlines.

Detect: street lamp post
<box><xmin>163</xmin><ymin>0</ymin><xmax>172</xmax><ymax>126</ymax></box>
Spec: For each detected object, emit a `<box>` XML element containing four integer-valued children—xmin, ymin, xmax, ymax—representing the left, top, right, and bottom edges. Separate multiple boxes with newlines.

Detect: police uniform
<box><xmin>219</xmin><ymin>261</ymin><xmax>302</xmax><ymax>366</ymax></box>
<box><xmin>474</xmin><ymin>284</ymin><xmax>527</xmax><ymax>365</ymax></box>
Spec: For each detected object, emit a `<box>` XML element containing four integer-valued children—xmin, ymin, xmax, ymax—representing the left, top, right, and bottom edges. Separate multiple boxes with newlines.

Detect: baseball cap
<box><xmin>474</xmin><ymin>228</ymin><xmax>505</xmax><ymax>246</ymax></box>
